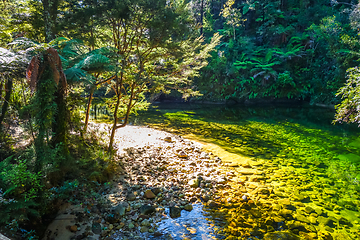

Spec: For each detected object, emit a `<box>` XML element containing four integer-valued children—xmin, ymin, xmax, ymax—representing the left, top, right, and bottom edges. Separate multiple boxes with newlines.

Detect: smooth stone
<box><xmin>178</xmin><ymin>151</ymin><xmax>188</xmax><ymax>158</ymax></box>
<box><xmin>144</xmin><ymin>190</ymin><xmax>156</xmax><ymax>199</ymax></box>
<box><xmin>140</xmin><ymin>226</ymin><xmax>149</xmax><ymax>233</ymax></box>
<box><xmin>295</xmin><ymin>214</ymin><xmax>310</xmax><ymax>224</ymax></box>
<box><xmin>70</xmin><ymin>225</ymin><xmax>78</xmax><ymax>232</ymax></box>
<box><xmin>164</xmin><ymin>137</ymin><xmax>172</xmax><ymax>142</ymax></box>
<box><xmin>139</xmin><ymin>205</ymin><xmax>156</xmax><ymax>215</ymax></box>
<box><xmin>279</xmin><ymin>209</ymin><xmax>293</xmax><ymax>216</ymax></box>
<box><xmin>184</xmin><ymin>204</ymin><xmax>193</xmax><ymax>211</ymax></box>
<box><xmin>92</xmin><ymin>222</ymin><xmax>102</xmax><ymax>234</ymax></box>
<box><xmin>263</xmin><ymin>232</ymin><xmax>300</xmax><ymax>240</ymax></box>
<box><xmin>151</xmin><ymin>188</ymin><xmax>162</xmax><ymax>195</ymax></box>
<box><xmin>114</xmin><ymin>205</ymin><xmax>126</xmax><ymax>216</ymax></box>
<box><xmin>128</xmin><ymin>223</ymin><xmax>135</xmax><ymax>229</ymax></box>
<box><xmin>126</xmin><ymin>192</ymin><xmax>136</xmax><ymax>201</ymax></box>
<box><xmin>304</xmin><ymin>206</ymin><xmax>314</xmax><ymax>214</ymax></box>
<box><xmin>169</xmin><ymin>206</ymin><xmax>181</xmax><ymax>218</ymax></box>
<box><xmin>141</xmin><ymin>219</ymin><xmax>151</xmax><ymax>226</ymax></box>
<box><xmin>202</xmin><ymin>195</ymin><xmax>210</xmax><ymax>202</ymax></box>
<box><xmin>208</xmin><ymin>200</ymin><xmax>218</xmax><ymax>208</ymax></box>
<box><xmin>188</xmin><ymin>179</ymin><xmax>199</xmax><ymax>188</ymax></box>
<box><xmin>238</xmin><ymin>169</ymin><xmax>261</xmax><ymax>175</ymax></box>
<box><xmin>273</xmin><ymin>216</ymin><xmax>285</xmax><ymax>222</ymax></box>
<box><xmin>278</xmin><ymin>199</ymin><xmax>291</xmax><ymax>206</ymax></box>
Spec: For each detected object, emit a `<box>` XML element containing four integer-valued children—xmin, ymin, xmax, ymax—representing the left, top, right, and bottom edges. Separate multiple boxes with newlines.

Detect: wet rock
<box><xmin>273</xmin><ymin>216</ymin><xmax>285</xmax><ymax>222</ymax></box>
<box><xmin>92</xmin><ymin>222</ymin><xmax>102</xmax><ymax>234</ymax></box>
<box><xmin>278</xmin><ymin>198</ymin><xmax>291</xmax><ymax>206</ymax></box>
<box><xmin>317</xmin><ymin>216</ymin><xmax>335</xmax><ymax>228</ymax></box>
<box><xmin>139</xmin><ymin>205</ymin><xmax>156</xmax><ymax>215</ymax></box>
<box><xmin>141</xmin><ymin>219</ymin><xmax>151</xmax><ymax>226</ymax></box>
<box><xmin>151</xmin><ymin>187</ymin><xmax>162</xmax><ymax>195</ymax></box>
<box><xmin>140</xmin><ymin>226</ymin><xmax>149</xmax><ymax>233</ymax></box>
<box><xmin>295</xmin><ymin>214</ymin><xmax>310</xmax><ymax>224</ymax></box>
<box><xmin>184</xmin><ymin>204</ymin><xmax>193</xmax><ymax>211</ymax></box>
<box><xmin>113</xmin><ymin>204</ymin><xmax>126</xmax><ymax>217</ymax></box>
<box><xmin>69</xmin><ymin>225</ymin><xmax>78</xmax><ymax>232</ymax></box>
<box><xmin>208</xmin><ymin>200</ymin><xmax>218</xmax><ymax>208</ymax></box>
<box><xmin>263</xmin><ymin>231</ymin><xmax>300</xmax><ymax>240</ymax></box>
<box><xmin>202</xmin><ymin>195</ymin><xmax>210</xmax><ymax>202</ymax></box>
<box><xmin>144</xmin><ymin>189</ymin><xmax>156</xmax><ymax>199</ymax></box>
<box><xmin>304</xmin><ymin>206</ymin><xmax>314</xmax><ymax>214</ymax></box>
<box><xmin>164</xmin><ymin>137</ymin><xmax>172</xmax><ymax>142</ymax></box>
<box><xmin>126</xmin><ymin>192</ymin><xmax>136</xmax><ymax>201</ymax></box>
<box><xmin>169</xmin><ymin>206</ymin><xmax>181</xmax><ymax>218</ymax></box>
<box><xmin>128</xmin><ymin>222</ymin><xmax>135</xmax><ymax>229</ymax></box>
<box><xmin>104</xmin><ymin>213</ymin><xmax>118</xmax><ymax>224</ymax></box>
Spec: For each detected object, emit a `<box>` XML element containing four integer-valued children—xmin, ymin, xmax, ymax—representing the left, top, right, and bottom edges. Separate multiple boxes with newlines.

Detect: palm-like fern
<box><xmin>273</xmin><ymin>38</ymin><xmax>305</xmax><ymax>60</ymax></box>
<box><xmin>249</xmin><ymin>51</ymin><xmax>281</xmax><ymax>85</ymax></box>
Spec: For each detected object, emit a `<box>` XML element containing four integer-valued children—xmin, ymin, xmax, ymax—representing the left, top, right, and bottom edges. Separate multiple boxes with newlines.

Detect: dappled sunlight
<box><xmin>129</xmin><ymin>104</ymin><xmax>360</xmax><ymax>239</ymax></box>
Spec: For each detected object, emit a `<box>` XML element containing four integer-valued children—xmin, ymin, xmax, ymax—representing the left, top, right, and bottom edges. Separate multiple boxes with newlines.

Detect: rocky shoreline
<box><xmin>44</xmin><ymin>124</ymin><xmax>360</xmax><ymax>240</ymax></box>
<box><xmin>44</xmin><ymin>125</ymin><xmax>230</xmax><ymax>240</ymax></box>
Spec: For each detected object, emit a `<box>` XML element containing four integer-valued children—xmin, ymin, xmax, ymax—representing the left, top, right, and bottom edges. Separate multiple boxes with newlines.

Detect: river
<box><xmin>94</xmin><ymin>103</ymin><xmax>360</xmax><ymax>239</ymax></box>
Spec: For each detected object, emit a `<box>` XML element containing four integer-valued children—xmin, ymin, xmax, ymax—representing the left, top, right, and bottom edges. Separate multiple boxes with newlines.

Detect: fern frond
<box><xmin>8</xmin><ymin>37</ymin><xmax>40</xmax><ymax>50</ymax></box>
<box><xmin>74</xmin><ymin>54</ymin><xmax>111</xmax><ymax>72</ymax></box>
<box><xmin>64</xmin><ymin>67</ymin><xmax>94</xmax><ymax>85</ymax></box>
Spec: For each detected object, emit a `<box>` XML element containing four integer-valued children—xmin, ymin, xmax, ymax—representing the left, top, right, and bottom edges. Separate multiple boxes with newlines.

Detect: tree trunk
<box><xmin>84</xmin><ymin>86</ymin><xmax>94</xmax><ymax>132</ymax></box>
<box><xmin>42</xmin><ymin>0</ymin><xmax>58</xmax><ymax>42</ymax></box>
<box><xmin>0</xmin><ymin>78</ymin><xmax>12</xmax><ymax>129</ymax></box>
<box><xmin>200</xmin><ymin>0</ymin><xmax>204</xmax><ymax>35</ymax></box>
<box><xmin>108</xmin><ymin>93</ymin><xmax>120</xmax><ymax>152</ymax></box>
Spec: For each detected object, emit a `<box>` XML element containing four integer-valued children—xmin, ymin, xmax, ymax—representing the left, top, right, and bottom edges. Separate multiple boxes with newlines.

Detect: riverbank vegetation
<box><xmin>1</xmin><ymin>0</ymin><xmax>360</xmax><ymax>239</ymax></box>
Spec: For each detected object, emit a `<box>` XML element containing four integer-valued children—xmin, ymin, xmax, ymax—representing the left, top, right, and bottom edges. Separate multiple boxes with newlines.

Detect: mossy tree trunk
<box><xmin>0</xmin><ymin>77</ymin><xmax>12</xmax><ymax>130</ymax></box>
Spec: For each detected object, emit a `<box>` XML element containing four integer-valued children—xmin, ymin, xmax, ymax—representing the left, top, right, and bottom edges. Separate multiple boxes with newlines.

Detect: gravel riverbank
<box><xmin>44</xmin><ymin>124</ymin><xmax>230</xmax><ymax>240</ymax></box>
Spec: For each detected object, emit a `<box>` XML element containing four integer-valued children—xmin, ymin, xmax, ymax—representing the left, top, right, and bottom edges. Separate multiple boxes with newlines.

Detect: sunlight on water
<box><xmin>94</xmin><ymin>103</ymin><xmax>360</xmax><ymax>239</ymax></box>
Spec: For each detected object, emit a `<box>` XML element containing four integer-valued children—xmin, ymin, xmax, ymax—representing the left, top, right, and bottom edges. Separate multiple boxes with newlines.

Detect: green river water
<box><xmin>94</xmin><ymin>103</ymin><xmax>360</xmax><ymax>239</ymax></box>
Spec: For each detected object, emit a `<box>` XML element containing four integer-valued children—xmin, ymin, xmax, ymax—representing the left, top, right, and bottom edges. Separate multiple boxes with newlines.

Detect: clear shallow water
<box><xmin>93</xmin><ymin>103</ymin><xmax>360</xmax><ymax>239</ymax></box>
<box><xmin>145</xmin><ymin>204</ymin><xmax>220</xmax><ymax>240</ymax></box>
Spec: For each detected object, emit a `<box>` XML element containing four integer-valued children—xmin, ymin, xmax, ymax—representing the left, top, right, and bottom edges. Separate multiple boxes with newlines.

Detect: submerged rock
<box><xmin>169</xmin><ymin>206</ymin><xmax>181</xmax><ymax>218</ymax></box>
<box><xmin>263</xmin><ymin>231</ymin><xmax>300</xmax><ymax>240</ymax></box>
<box><xmin>140</xmin><ymin>205</ymin><xmax>156</xmax><ymax>215</ymax></box>
<box><xmin>92</xmin><ymin>222</ymin><xmax>102</xmax><ymax>234</ymax></box>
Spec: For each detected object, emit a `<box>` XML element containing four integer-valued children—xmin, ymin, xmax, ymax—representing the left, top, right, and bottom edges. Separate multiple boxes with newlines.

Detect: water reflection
<box><xmin>146</xmin><ymin>204</ymin><xmax>222</xmax><ymax>240</ymax></box>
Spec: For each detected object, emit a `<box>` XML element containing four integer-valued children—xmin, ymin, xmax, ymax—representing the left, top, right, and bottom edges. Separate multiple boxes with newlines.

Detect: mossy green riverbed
<box><xmin>96</xmin><ymin>103</ymin><xmax>360</xmax><ymax>239</ymax></box>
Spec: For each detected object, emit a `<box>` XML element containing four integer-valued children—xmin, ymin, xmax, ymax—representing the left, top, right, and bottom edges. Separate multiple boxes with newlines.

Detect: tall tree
<box><xmin>41</xmin><ymin>0</ymin><xmax>60</xmax><ymax>42</ymax></box>
<box><xmin>88</xmin><ymin>0</ymin><xmax>221</xmax><ymax>151</ymax></box>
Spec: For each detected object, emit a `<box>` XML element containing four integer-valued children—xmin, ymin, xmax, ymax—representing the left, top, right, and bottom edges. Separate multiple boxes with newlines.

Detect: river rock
<box><xmin>126</xmin><ymin>192</ymin><xmax>136</xmax><ymax>201</ymax></box>
<box><xmin>92</xmin><ymin>222</ymin><xmax>102</xmax><ymax>234</ymax></box>
<box><xmin>208</xmin><ymin>200</ymin><xmax>218</xmax><ymax>208</ymax></box>
<box><xmin>295</xmin><ymin>214</ymin><xmax>310</xmax><ymax>224</ymax></box>
<box><xmin>151</xmin><ymin>187</ymin><xmax>162</xmax><ymax>195</ymax></box>
<box><xmin>139</xmin><ymin>205</ymin><xmax>156</xmax><ymax>215</ymax></box>
<box><xmin>188</xmin><ymin>179</ymin><xmax>199</xmax><ymax>188</ymax></box>
<box><xmin>184</xmin><ymin>204</ymin><xmax>193</xmax><ymax>211</ymax></box>
<box><xmin>141</xmin><ymin>219</ymin><xmax>151</xmax><ymax>227</ymax></box>
<box><xmin>144</xmin><ymin>189</ymin><xmax>156</xmax><ymax>199</ymax></box>
<box><xmin>263</xmin><ymin>232</ymin><xmax>299</xmax><ymax>240</ymax></box>
<box><xmin>69</xmin><ymin>225</ymin><xmax>78</xmax><ymax>232</ymax></box>
<box><xmin>169</xmin><ymin>206</ymin><xmax>181</xmax><ymax>218</ymax></box>
<box><xmin>140</xmin><ymin>226</ymin><xmax>149</xmax><ymax>233</ymax></box>
<box><xmin>113</xmin><ymin>204</ymin><xmax>126</xmax><ymax>217</ymax></box>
